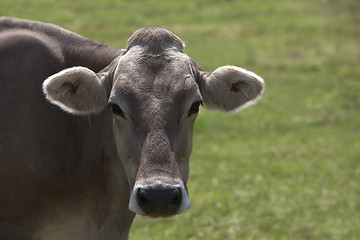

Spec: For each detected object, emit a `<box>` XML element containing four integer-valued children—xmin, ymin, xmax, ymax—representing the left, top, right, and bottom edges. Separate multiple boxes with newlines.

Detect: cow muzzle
<box><xmin>128</xmin><ymin>178</ymin><xmax>191</xmax><ymax>217</ymax></box>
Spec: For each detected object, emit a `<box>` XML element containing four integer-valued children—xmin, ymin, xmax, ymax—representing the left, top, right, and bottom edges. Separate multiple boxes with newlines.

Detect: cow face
<box><xmin>43</xmin><ymin>28</ymin><xmax>264</xmax><ymax>218</ymax></box>
<box><xmin>109</xmin><ymin>44</ymin><xmax>201</xmax><ymax>217</ymax></box>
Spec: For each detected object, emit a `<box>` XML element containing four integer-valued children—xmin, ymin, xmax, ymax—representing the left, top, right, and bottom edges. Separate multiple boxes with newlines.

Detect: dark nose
<box><xmin>136</xmin><ymin>184</ymin><xmax>183</xmax><ymax>217</ymax></box>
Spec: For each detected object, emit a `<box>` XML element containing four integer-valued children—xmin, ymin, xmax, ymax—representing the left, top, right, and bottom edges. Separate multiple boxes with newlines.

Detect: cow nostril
<box><xmin>137</xmin><ymin>188</ymin><xmax>150</xmax><ymax>210</ymax></box>
<box><xmin>170</xmin><ymin>188</ymin><xmax>182</xmax><ymax>208</ymax></box>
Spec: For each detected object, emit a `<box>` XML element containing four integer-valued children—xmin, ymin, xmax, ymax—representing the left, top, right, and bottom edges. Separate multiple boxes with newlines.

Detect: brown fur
<box><xmin>126</xmin><ymin>27</ymin><xmax>185</xmax><ymax>53</ymax></box>
<box><xmin>0</xmin><ymin>17</ymin><xmax>264</xmax><ymax>240</ymax></box>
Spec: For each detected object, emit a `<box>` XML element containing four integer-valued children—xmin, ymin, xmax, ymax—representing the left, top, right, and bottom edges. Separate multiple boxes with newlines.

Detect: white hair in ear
<box><xmin>201</xmin><ymin>65</ymin><xmax>265</xmax><ymax>112</ymax></box>
<box><xmin>43</xmin><ymin>67</ymin><xmax>109</xmax><ymax>115</ymax></box>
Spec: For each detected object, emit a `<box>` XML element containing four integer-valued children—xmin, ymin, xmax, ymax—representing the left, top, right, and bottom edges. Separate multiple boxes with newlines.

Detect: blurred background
<box><xmin>1</xmin><ymin>0</ymin><xmax>359</xmax><ymax>239</ymax></box>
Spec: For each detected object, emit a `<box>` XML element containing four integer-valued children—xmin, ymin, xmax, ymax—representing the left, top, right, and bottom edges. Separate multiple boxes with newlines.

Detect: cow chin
<box><xmin>128</xmin><ymin>178</ymin><xmax>191</xmax><ymax>218</ymax></box>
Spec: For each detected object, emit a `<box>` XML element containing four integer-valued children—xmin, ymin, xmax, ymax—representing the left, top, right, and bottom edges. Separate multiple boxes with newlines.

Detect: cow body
<box><xmin>0</xmin><ymin>17</ymin><xmax>131</xmax><ymax>240</ymax></box>
<box><xmin>0</xmin><ymin>17</ymin><xmax>264</xmax><ymax>240</ymax></box>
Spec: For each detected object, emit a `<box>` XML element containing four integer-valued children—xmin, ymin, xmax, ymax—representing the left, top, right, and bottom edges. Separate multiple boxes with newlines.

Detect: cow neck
<box><xmin>64</xmin><ymin>42</ymin><xmax>123</xmax><ymax>73</ymax></box>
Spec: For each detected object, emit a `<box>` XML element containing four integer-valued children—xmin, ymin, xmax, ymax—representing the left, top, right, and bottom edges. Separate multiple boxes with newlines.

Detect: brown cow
<box><xmin>0</xmin><ymin>17</ymin><xmax>264</xmax><ymax>240</ymax></box>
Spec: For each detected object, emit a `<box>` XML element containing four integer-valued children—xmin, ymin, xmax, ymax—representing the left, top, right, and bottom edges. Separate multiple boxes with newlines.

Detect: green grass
<box><xmin>2</xmin><ymin>0</ymin><xmax>359</xmax><ymax>239</ymax></box>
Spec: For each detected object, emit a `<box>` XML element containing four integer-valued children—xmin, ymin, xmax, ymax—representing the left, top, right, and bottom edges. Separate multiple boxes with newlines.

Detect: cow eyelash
<box><xmin>188</xmin><ymin>101</ymin><xmax>203</xmax><ymax>117</ymax></box>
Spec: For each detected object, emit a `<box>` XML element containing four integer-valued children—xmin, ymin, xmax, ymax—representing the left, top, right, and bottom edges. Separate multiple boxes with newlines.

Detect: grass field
<box><xmin>1</xmin><ymin>0</ymin><xmax>359</xmax><ymax>239</ymax></box>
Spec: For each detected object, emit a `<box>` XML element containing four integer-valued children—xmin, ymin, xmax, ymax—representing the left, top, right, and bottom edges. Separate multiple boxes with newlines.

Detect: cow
<box><xmin>0</xmin><ymin>17</ymin><xmax>264</xmax><ymax>240</ymax></box>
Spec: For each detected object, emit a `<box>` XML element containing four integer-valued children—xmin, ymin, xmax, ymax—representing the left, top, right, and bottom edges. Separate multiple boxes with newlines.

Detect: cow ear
<box><xmin>43</xmin><ymin>66</ymin><xmax>110</xmax><ymax>115</ymax></box>
<box><xmin>197</xmin><ymin>66</ymin><xmax>264</xmax><ymax>112</ymax></box>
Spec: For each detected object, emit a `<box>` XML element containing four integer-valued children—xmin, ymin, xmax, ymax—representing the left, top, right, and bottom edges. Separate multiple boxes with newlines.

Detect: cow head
<box><xmin>43</xmin><ymin>28</ymin><xmax>264</xmax><ymax>217</ymax></box>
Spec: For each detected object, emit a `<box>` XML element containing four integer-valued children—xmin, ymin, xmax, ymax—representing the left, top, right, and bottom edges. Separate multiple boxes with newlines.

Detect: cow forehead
<box><xmin>112</xmin><ymin>46</ymin><xmax>199</xmax><ymax>102</ymax></box>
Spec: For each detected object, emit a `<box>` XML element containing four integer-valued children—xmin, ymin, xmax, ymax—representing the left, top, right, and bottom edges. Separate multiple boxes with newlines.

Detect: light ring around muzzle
<box><xmin>129</xmin><ymin>178</ymin><xmax>191</xmax><ymax>216</ymax></box>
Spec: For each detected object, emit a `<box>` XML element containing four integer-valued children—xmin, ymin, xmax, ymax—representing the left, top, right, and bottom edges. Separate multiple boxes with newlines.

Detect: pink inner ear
<box><xmin>229</xmin><ymin>80</ymin><xmax>248</xmax><ymax>92</ymax></box>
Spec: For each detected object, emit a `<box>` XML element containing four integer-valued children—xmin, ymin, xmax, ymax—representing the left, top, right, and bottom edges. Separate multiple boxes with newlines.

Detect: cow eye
<box><xmin>188</xmin><ymin>101</ymin><xmax>202</xmax><ymax>117</ymax></box>
<box><xmin>111</xmin><ymin>104</ymin><xmax>125</xmax><ymax>118</ymax></box>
